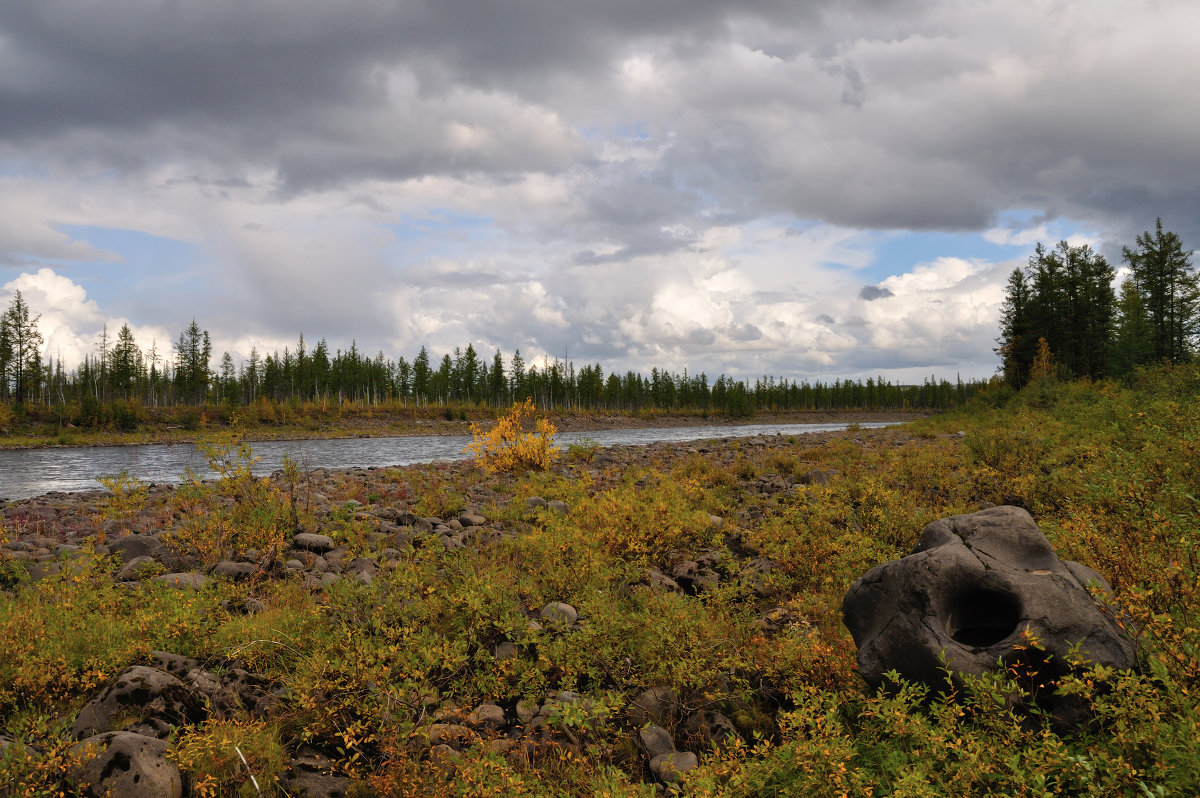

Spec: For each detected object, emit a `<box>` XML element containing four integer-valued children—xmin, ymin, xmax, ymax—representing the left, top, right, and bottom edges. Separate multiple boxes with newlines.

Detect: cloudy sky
<box><xmin>2</xmin><ymin>0</ymin><xmax>1197</xmax><ymax>384</ymax></box>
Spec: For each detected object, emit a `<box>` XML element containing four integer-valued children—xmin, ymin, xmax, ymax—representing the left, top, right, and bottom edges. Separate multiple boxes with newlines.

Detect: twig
<box><xmin>235</xmin><ymin>745</ymin><xmax>261</xmax><ymax>794</ymax></box>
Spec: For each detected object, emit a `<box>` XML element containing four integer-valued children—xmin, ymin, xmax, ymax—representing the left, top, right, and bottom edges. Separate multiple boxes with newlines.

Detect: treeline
<box><xmin>0</xmin><ymin>295</ymin><xmax>986</xmax><ymax>429</ymax></box>
<box><xmin>997</xmin><ymin>219</ymin><xmax>1200</xmax><ymax>387</ymax></box>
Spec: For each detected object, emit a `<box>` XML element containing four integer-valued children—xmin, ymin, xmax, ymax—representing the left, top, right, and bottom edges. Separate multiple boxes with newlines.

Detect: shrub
<box><xmin>97</xmin><ymin>469</ymin><xmax>149</xmax><ymax>522</ymax></box>
<box><xmin>169</xmin><ymin>717</ymin><xmax>287</xmax><ymax>797</ymax></box>
<box><xmin>465</xmin><ymin>399</ymin><xmax>559</xmax><ymax>474</ymax></box>
<box><xmin>161</xmin><ymin>425</ymin><xmax>302</xmax><ymax>569</ymax></box>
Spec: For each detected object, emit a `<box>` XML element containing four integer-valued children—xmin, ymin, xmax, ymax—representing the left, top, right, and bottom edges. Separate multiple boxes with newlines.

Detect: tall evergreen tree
<box><xmin>488</xmin><ymin>350</ymin><xmax>506</xmax><ymax>405</ymax></box>
<box><xmin>999</xmin><ymin>240</ymin><xmax>1115</xmax><ymax>383</ymax></box>
<box><xmin>509</xmin><ymin>349</ymin><xmax>526</xmax><ymax>400</ymax></box>
<box><xmin>1123</xmin><ymin>219</ymin><xmax>1199</xmax><ymax>363</ymax></box>
<box><xmin>1110</xmin><ymin>279</ymin><xmax>1151</xmax><ymax>377</ymax></box>
<box><xmin>412</xmin><ymin>346</ymin><xmax>432</xmax><ymax>403</ymax></box>
<box><xmin>1</xmin><ymin>291</ymin><xmax>44</xmax><ymax>403</ymax></box>
<box><xmin>174</xmin><ymin>320</ymin><xmax>211</xmax><ymax>404</ymax></box>
<box><xmin>109</xmin><ymin>323</ymin><xmax>142</xmax><ymax>399</ymax></box>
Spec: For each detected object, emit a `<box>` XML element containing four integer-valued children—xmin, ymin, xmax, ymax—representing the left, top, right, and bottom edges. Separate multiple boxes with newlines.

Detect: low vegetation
<box><xmin>1</xmin><ymin>364</ymin><xmax>1198</xmax><ymax>795</ymax></box>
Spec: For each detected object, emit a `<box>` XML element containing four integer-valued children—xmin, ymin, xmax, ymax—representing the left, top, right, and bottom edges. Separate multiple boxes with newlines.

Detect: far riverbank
<box><xmin>0</xmin><ymin>408</ymin><xmax>926</xmax><ymax>451</ymax></box>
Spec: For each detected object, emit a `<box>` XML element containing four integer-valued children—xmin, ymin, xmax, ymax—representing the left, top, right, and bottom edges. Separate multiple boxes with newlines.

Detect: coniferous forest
<box><xmin>996</xmin><ymin>219</ymin><xmax>1199</xmax><ymax>387</ymax></box>
<box><xmin>0</xmin><ymin>305</ymin><xmax>982</xmax><ymax>432</ymax></box>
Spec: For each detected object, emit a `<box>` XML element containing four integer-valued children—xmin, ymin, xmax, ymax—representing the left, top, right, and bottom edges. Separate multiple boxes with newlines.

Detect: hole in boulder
<box><xmin>946</xmin><ymin>587</ymin><xmax>1022</xmax><ymax>647</ymax></box>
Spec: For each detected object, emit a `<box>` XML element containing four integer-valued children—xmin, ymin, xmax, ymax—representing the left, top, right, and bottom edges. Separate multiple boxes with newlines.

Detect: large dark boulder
<box><xmin>843</xmin><ymin>507</ymin><xmax>1136</xmax><ymax>720</ymax></box>
<box><xmin>73</xmin><ymin>666</ymin><xmax>209</xmax><ymax>740</ymax></box>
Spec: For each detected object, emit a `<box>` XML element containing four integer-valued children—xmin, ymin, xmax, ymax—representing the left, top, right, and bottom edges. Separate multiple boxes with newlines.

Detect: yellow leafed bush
<box><xmin>465</xmin><ymin>399</ymin><xmax>559</xmax><ymax>473</ymax></box>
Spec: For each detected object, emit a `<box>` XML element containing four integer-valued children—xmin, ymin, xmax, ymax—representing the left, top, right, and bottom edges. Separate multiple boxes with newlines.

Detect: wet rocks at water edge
<box><xmin>842</xmin><ymin>506</ymin><xmax>1137</xmax><ymax>725</ymax></box>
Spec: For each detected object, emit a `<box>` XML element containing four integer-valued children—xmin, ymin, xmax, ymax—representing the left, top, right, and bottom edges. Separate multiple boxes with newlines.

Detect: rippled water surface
<box><xmin>0</xmin><ymin>421</ymin><xmax>895</xmax><ymax>500</ymax></box>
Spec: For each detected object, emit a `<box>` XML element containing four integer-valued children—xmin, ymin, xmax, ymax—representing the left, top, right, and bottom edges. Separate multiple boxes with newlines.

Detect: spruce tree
<box><xmin>1123</xmin><ymin>219</ymin><xmax>1199</xmax><ymax>363</ymax></box>
<box><xmin>1110</xmin><ymin>279</ymin><xmax>1151</xmax><ymax>377</ymax></box>
<box><xmin>1</xmin><ymin>291</ymin><xmax>44</xmax><ymax>403</ymax></box>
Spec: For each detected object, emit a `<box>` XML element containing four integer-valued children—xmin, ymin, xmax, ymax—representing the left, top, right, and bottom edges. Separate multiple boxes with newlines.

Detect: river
<box><xmin>0</xmin><ymin>421</ymin><xmax>896</xmax><ymax>501</ymax></box>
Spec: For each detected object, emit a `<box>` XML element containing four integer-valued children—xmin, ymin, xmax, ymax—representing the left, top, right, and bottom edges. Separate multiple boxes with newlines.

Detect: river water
<box><xmin>0</xmin><ymin>421</ymin><xmax>896</xmax><ymax>501</ymax></box>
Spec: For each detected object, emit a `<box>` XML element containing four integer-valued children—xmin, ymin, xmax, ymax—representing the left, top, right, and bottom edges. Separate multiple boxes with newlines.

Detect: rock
<box><xmin>643</xmin><ymin>568</ymin><xmax>681</xmax><ymax>594</ymax></box>
<box><xmin>153</xmin><ymin>572</ymin><xmax>208</xmax><ymax>590</ymax></box>
<box><xmin>148</xmin><ymin>651</ymin><xmax>201</xmax><ymax>678</ymax></box>
<box><xmin>638</xmin><ymin>724</ymin><xmax>677</xmax><ymax>758</ymax></box>
<box><xmin>690</xmin><ymin>568</ymin><xmax>720</xmax><ymax>593</ymax></box>
<box><xmin>346</xmin><ymin>557</ymin><xmax>378</xmax><ymax>575</ymax></box>
<box><xmin>650</xmin><ymin>751</ymin><xmax>698</xmax><ymax>785</ymax></box>
<box><xmin>684</xmin><ymin>709</ymin><xmax>741</xmax><ymax>748</ymax></box>
<box><xmin>279</xmin><ymin>747</ymin><xmax>353</xmax><ymax>798</ymax></box>
<box><xmin>842</xmin><ymin>506</ymin><xmax>1137</xmax><ymax>722</ymax></box>
<box><xmin>73</xmin><ymin>666</ymin><xmax>209</xmax><ymax>740</ymax></box>
<box><xmin>71</xmin><ymin>731</ymin><xmax>182</xmax><ymax>798</ymax></box>
<box><xmin>466</xmin><ymin>702</ymin><xmax>507</xmax><ymax>731</ymax></box>
<box><xmin>212</xmin><ymin>560</ymin><xmax>258</xmax><ymax>581</ymax></box>
<box><xmin>115</xmin><ymin>554</ymin><xmax>159</xmax><ymax>581</ymax></box>
<box><xmin>427</xmin><ymin>744</ymin><xmax>459</xmax><ymax>780</ymax></box>
<box><xmin>426</xmin><ymin>723</ymin><xmax>476</xmax><ymax>750</ymax></box>
<box><xmin>0</xmin><ymin>733</ymin><xmax>35</xmax><ymax>759</ymax></box>
<box><xmin>799</xmin><ymin>469</ymin><xmax>834</xmax><ymax>486</ymax></box>
<box><xmin>106</xmin><ymin>533</ymin><xmax>162</xmax><ymax>562</ymax></box>
<box><xmin>539</xmin><ymin>601</ymin><xmax>578</xmax><ymax>625</ymax></box>
<box><xmin>628</xmin><ymin>687</ymin><xmax>680</xmax><ymax>728</ymax></box>
<box><xmin>293</xmin><ymin>533</ymin><xmax>336</xmax><ymax>553</ymax></box>
<box><xmin>515</xmin><ymin>699</ymin><xmax>539</xmax><ymax>726</ymax></box>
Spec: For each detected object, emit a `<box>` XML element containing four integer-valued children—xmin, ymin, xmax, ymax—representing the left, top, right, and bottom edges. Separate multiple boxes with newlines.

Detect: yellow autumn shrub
<box><xmin>465</xmin><ymin>399</ymin><xmax>559</xmax><ymax>473</ymax></box>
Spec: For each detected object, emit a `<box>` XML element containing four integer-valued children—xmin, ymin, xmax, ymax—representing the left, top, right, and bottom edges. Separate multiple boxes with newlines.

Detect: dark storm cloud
<box><xmin>3</xmin><ymin>0</ymin><xmax>1198</xmax><ymax>382</ymax></box>
<box><xmin>727</xmin><ymin>324</ymin><xmax>763</xmax><ymax>342</ymax></box>
<box><xmin>859</xmin><ymin>285</ymin><xmax>894</xmax><ymax>301</ymax></box>
<box><xmin>5</xmin><ymin>0</ymin><xmax>1195</xmax><ymax>240</ymax></box>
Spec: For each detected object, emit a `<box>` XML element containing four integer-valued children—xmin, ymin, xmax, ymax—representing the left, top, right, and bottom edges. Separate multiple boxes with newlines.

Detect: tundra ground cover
<box><xmin>1</xmin><ymin>366</ymin><xmax>1198</xmax><ymax>795</ymax></box>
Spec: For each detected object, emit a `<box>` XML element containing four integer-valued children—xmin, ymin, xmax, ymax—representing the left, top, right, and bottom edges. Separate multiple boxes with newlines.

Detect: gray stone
<box><xmin>346</xmin><ymin>557</ymin><xmax>378</xmax><ymax>575</ymax></box>
<box><xmin>684</xmin><ymin>709</ymin><xmax>742</xmax><ymax>748</ymax></box>
<box><xmin>279</xmin><ymin>747</ymin><xmax>352</xmax><ymax>797</ymax></box>
<box><xmin>539</xmin><ymin>601</ymin><xmax>578</xmax><ymax>624</ymax></box>
<box><xmin>843</xmin><ymin>506</ymin><xmax>1137</xmax><ymax>723</ymax></box>
<box><xmin>643</xmin><ymin>568</ymin><xmax>681</xmax><ymax>593</ymax></box>
<box><xmin>116</xmin><ymin>554</ymin><xmax>159</xmax><ymax>581</ymax></box>
<box><xmin>799</xmin><ymin>469</ymin><xmax>834</xmax><ymax>486</ymax></box>
<box><xmin>650</xmin><ymin>751</ymin><xmax>699</xmax><ymax>785</ymax></box>
<box><xmin>466</xmin><ymin>702</ymin><xmax>507</xmax><ymax>731</ymax></box>
<box><xmin>628</xmin><ymin>687</ymin><xmax>680</xmax><ymax>728</ymax></box>
<box><xmin>293</xmin><ymin>533</ymin><xmax>336</xmax><ymax>553</ymax></box>
<box><xmin>153</xmin><ymin>572</ymin><xmax>208</xmax><ymax>590</ymax></box>
<box><xmin>426</xmin><ymin>723</ymin><xmax>476</xmax><ymax>750</ymax></box>
<box><xmin>0</xmin><ymin>733</ymin><xmax>35</xmax><ymax>759</ymax></box>
<box><xmin>71</xmin><ymin>731</ymin><xmax>181</xmax><ymax>798</ymax></box>
<box><xmin>515</xmin><ymin>699</ymin><xmax>539</xmax><ymax>726</ymax></box>
<box><xmin>107</xmin><ymin>533</ymin><xmax>162</xmax><ymax>562</ymax></box>
<box><xmin>73</xmin><ymin>665</ymin><xmax>208</xmax><ymax>740</ymax></box>
<box><xmin>638</xmin><ymin>723</ymin><xmax>677</xmax><ymax>758</ymax></box>
<box><xmin>212</xmin><ymin>560</ymin><xmax>258</xmax><ymax>581</ymax></box>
